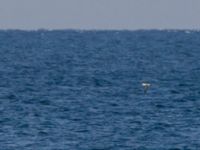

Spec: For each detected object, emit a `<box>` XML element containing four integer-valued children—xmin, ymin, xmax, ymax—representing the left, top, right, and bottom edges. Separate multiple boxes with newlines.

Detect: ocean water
<box><xmin>0</xmin><ymin>30</ymin><xmax>200</xmax><ymax>150</ymax></box>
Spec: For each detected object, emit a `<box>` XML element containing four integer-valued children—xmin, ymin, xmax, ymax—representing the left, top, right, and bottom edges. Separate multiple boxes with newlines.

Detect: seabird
<box><xmin>142</xmin><ymin>82</ymin><xmax>151</xmax><ymax>93</ymax></box>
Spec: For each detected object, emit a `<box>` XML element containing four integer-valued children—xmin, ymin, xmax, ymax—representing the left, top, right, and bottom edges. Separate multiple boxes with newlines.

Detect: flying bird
<box><xmin>142</xmin><ymin>82</ymin><xmax>151</xmax><ymax>94</ymax></box>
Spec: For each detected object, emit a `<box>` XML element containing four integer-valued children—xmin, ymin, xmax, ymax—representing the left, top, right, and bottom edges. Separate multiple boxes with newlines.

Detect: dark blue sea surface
<box><xmin>0</xmin><ymin>30</ymin><xmax>200</xmax><ymax>150</ymax></box>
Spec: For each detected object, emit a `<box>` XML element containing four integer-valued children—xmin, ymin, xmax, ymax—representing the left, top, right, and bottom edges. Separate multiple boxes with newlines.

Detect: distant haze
<box><xmin>0</xmin><ymin>0</ymin><xmax>200</xmax><ymax>30</ymax></box>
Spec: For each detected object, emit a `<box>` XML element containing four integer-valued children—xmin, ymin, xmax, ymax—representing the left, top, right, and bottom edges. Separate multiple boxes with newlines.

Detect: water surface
<box><xmin>0</xmin><ymin>30</ymin><xmax>200</xmax><ymax>149</ymax></box>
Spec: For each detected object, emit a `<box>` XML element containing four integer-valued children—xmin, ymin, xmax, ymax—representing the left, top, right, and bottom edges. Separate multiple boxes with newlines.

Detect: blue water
<box><xmin>0</xmin><ymin>30</ymin><xmax>200</xmax><ymax>150</ymax></box>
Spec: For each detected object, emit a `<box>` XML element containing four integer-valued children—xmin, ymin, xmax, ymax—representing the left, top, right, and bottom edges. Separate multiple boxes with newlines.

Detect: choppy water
<box><xmin>0</xmin><ymin>30</ymin><xmax>200</xmax><ymax>150</ymax></box>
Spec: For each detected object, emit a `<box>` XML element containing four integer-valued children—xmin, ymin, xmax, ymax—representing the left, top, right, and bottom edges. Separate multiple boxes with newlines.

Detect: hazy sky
<box><xmin>0</xmin><ymin>0</ymin><xmax>200</xmax><ymax>30</ymax></box>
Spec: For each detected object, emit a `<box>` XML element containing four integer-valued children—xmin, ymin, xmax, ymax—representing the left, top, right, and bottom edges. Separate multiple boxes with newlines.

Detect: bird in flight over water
<box><xmin>142</xmin><ymin>82</ymin><xmax>151</xmax><ymax>94</ymax></box>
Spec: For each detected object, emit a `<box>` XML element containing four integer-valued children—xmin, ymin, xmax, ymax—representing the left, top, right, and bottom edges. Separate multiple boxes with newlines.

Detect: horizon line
<box><xmin>0</xmin><ymin>28</ymin><xmax>200</xmax><ymax>32</ymax></box>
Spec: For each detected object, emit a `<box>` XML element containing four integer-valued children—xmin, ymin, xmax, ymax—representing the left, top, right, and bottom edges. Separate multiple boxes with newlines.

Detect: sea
<box><xmin>0</xmin><ymin>29</ymin><xmax>200</xmax><ymax>150</ymax></box>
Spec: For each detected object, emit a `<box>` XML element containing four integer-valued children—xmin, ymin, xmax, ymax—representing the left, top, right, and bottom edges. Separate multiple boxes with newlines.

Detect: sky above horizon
<box><xmin>0</xmin><ymin>0</ymin><xmax>200</xmax><ymax>30</ymax></box>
